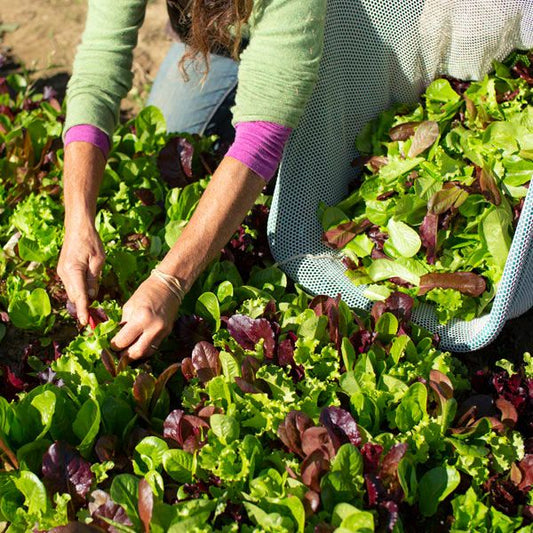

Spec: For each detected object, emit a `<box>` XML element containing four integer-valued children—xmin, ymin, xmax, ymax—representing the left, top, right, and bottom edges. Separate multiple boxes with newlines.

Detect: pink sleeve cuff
<box><xmin>64</xmin><ymin>124</ymin><xmax>111</xmax><ymax>159</ymax></box>
<box><xmin>225</xmin><ymin>121</ymin><xmax>292</xmax><ymax>182</ymax></box>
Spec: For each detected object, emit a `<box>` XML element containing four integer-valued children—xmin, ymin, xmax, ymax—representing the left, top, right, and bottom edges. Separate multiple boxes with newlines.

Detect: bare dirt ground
<box><xmin>0</xmin><ymin>0</ymin><xmax>172</xmax><ymax>115</ymax></box>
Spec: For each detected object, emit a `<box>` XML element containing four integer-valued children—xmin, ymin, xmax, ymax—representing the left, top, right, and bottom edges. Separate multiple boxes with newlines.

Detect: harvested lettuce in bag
<box><xmin>322</xmin><ymin>50</ymin><xmax>533</xmax><ymax>323</ymax></box>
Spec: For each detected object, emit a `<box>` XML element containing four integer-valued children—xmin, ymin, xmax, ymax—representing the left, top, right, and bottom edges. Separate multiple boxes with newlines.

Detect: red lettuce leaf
<box><xmin>319</xmin><ymin>406</ymin><xmax>361</xmax><ymax>450</ymax></box>
<box><xmin>418</xmin><ymin>272</ymin><xmax>486</xmax><ymax>297</ymax></box>
<box><xmin>419</xmin><ymin>212</ymin><xmax>439</xmax><ymax>264</ymax></box>
<box><xmin>42</xmin><ymin>442</ymin><xmax>93</xmax><ymax>513</ymax></box>
<box><xmin>388</xmin><ymin>121</ymin><xmax>419</xmax><ymax>141</ymax></box>
<box><xmin>323</xmin><ymin>219</ymin><xmax>372</xmax><ymax>250</ymax></box>
<box><xmin>227</xmin><ymin>314</ymin><xmax>276</xmax><ymax>359</ymax></box>
<box><xmin>428</xmin><ymin>186</ymin><xmax>468</xmax><ymax>215</ymax></box>
<box><xmin>278</xmin><ymin>411</ymin><xmax>314</xmax><ymax>458</ymax></box>
<box><xmin>478</xmin><ymin>167</ymin><xmax>502</xmax><ymax>206</ymax></box>
<box><xmin>163</xmin><ymin>409</ymin><xmax>209</xmax><ymax>453</ymax></box>
<box><xmin>89</xmin><ymin>490</ymin><xmax>134</xmax><ymax>532</ymax></box>
<box><xmin>191</xmin><ymin>341</ymin><xmax>221</xmax><ymax>383</ymax></box>
<box><xmin>301</xmin><ymin>448</ymin><xmax>330</xmax><ymax>492</ymax></box>
<box><xmin>407</xmin><ymin>121</ymin><xmax>439</xmax><ymax>158</ymax></box>
<box><xmin>157</xmin><ymin>136</ymin><xmax>194</xmax><ymax>188</ymax></box>
<box><xmin>138</xmin><ymin>479</ymin><xmax>153</xmax><ymax>533</ymax></box>
<box><xmin>301</xmin><ymin>426</ymin><xmax>336</xmax><ymax>459</ymax></box>
<box><xmin>310</xmin><ymin>294</ymin><xmax>341</xmax><ymax>348</ymax></box>
<box><xmin>371</xmin><ymin>292</ymin><xmax>413</xmax><ymax>327</ymax></box>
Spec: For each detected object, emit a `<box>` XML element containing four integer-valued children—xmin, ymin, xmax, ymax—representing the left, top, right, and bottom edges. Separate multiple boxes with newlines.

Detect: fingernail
<box><xmin>88</xmin><ymin>288</ymin><xmax>96</xmax><ymax>298</ymax></box>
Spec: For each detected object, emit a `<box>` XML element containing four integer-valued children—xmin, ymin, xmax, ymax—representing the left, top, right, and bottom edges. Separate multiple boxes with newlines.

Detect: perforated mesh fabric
<box><xmin>268</xmin><ymin>0</ymin><xmax>533</xmax><ymax>352</ymax></box>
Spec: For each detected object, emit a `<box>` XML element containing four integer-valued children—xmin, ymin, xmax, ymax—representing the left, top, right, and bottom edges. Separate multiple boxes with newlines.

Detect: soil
<box><xmin>0</xmin><ymin>0</ymin><xmax>172</xmax><ymax>116</ymax></box>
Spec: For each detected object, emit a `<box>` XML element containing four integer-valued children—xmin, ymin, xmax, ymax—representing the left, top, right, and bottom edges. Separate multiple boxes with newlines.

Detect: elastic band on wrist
<box><xmin>150</xmin><ymin>268</ymin><xmax>185</xmax><ymax>305</ymax></box>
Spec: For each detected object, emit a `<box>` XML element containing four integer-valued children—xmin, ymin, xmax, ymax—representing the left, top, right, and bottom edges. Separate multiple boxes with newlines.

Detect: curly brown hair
<box><xmin>166</xmin><ymin>0</ymin><xmax>253</xmax><ymax>75</ymax></box>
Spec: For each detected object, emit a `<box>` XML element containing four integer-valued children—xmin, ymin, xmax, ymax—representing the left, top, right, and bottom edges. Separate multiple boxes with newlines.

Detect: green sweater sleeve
<box><xmin>64</xmin><ymin>0</ymin><xmax>147</xmax><ymax>139</ymax></box>
<box><xmin>233</xmin><ymin>0</ymin><xmax>327</xmax><ymax>128</ymax></box>
<box><xmin>64</xmin><ymin>0</ymin><xmax>326</xmax><ymax>137</ymax></box>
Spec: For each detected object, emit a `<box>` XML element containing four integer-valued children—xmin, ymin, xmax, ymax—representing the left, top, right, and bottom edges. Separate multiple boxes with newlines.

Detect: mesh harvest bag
<box><xmin>267</xmin><ymin>0</ymin><xmax>533</xmax><ymax>352</ymax></box>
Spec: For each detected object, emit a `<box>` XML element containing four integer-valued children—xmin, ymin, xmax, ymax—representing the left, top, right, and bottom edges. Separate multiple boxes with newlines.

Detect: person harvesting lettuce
<box><xmin>57</xmin><ymin>0</ymin><xmax>532</xmax><ymax>359</ymax></box>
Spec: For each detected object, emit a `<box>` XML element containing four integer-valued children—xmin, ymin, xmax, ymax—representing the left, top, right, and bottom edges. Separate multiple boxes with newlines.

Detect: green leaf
<box><xmin>195</xmin><ymin>292</ymin><xmax>221</xmax><ymax>331</ymax></box>
<box><xmin>375</xmin><ymin>312</ymin><xmax>399</xmax><ymax>337</ymax></box>
<box><xmin>482</xmin><ymin>205</ymin><xmax>512</xmax><ymax>271</ymax></box>
<box><xmin>133</xmin><ymin>436</ymin><xmax>169</xmax><ymax>475</ymax></box>
<box><xmin>72</xmin><ymin>398</ymin><xmax>101</xmax><ymax>458</ymax></box>
<box><xmin>363</xmin><ymin>284</ymin><xmax>392</xmax><ymax>301</ymax></box>
<box><xmin>14</xmin><ymin>470</ymin><xmax>49</xmax><ymax>517</ymax></box>
<box><xmin>367</xmin><ymin>258</ymin><xmax>424</xmax><ymax>286</ymax></box>
<box><xmin>162</xmin><ymin>449</ymin><xmax>194</xmax><ymax>483</ymax></box>
<box><xmin>8</xmin><ymin>288</ymin><xmax>51</xmax><ymax>330</ymax></box>
<box><xmin>418</xmin><ymin>465</ymin><xmax>460</xmax><ymax>516</ymax></box>
<box><xmin>332</xmin><ymin>502</ymin><xmax>374</xmax><ymax>532</ymax></box>
<box><xmin>394</xmin><ymin>382</ymin><xmax>428</xmax><ymax>431</ymax></box>
<box><xmin>30</xmin><ymin>390</ymin><xmax>56</xmax><ymax>441</ymax></box>
<box><xmin>216</xmin><ymin>281</ymin><xmax>234</xmax><ymax>306</ymax></box>
<box><xmin>135</xmin><ymin>106</ymin><xmax>166</xmax><ymax>141</ymax></box>
<box><xmin>210</xmin><ymin>414</ymin><xmax>239</xmax><ymax>444</ymax></box>
<box><xmin>219</xmin><ymin>351</ymin><xmax>240</xmax><ymax>379</ymax></box>
<box><xmin>110</xmin><ymin>474</ymin><xmax>141</xmax><ymax>529</ymax></box>
<box><xmin>248</xmin><ymin>267</ymin><xmax>287</xmax><ymax>299</ymax></box>
<box><xmin>387</xmin><ymin>218</ymin><xmax>422</xmax><ymax>258</ymax></box>
<box><xmin>331</xmin><ymin>444</ymin><xmax>364</xmax><ymax>479</ymax></box>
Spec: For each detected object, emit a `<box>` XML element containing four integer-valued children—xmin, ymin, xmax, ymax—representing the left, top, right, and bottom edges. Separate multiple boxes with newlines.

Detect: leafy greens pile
<box><xmin>321</xmin><ymin>50</ymin><xmax>533</xmax><ymax>324</ymax></box>
<box><xmin>0</xmin><ymin>64</ymin><xmax>532</xmax><ymax>532</ymax></box>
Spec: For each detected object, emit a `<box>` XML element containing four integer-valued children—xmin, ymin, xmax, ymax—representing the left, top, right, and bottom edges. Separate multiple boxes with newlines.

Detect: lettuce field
<box><xmin>0</xmin><ymin>61</ymin><xmax>532</xmax><ymax>532</ymax></box>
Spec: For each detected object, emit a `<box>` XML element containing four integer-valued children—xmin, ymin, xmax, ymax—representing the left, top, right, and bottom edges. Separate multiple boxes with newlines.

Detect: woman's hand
<box><xmin>110</xmin><ymin>156</ymin><xmax>266</xmax><ymax>360</ymax></box>
<box><xmin>59</xmin><ymin>140</ymin><xmax>107</xmax><ymax>326</ymax></box>
<box><xmin>109</xmin><ymin>276</ymin><xmax>181</xmax><ymax>360</ymax></box>
<box><xmin>58</xmin><ymin>223</ymin><xmax>105</xmax><ymax>326</ymax></box>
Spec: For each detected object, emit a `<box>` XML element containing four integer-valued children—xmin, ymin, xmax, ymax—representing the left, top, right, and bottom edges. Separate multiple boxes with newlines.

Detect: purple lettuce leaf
<box><xmin>310</xmin><ymin>294</ymin><xmax>342</xmax><ymax>348</ymax></box>
<box><xmin>371</xmin><ymin>292</ymin><xmax>413</xmax><ymax>328</ymax></box>
<box><xmin>173</xmin><ymin>315</ymin><xmax>213</xmax><ymax>356</ymax></box>
<box><xmin>191</xmin><ymin>341</ymin><xmax>221</xmax><ymax>383</ymax></box>
<box><xmin>301</xmin><ymin>448</ymin><xmax>331</xmax><ymax>492</ymax></box>
<box><xmin>278</xmin><ymin>410</ymin><xmax>314</xmax><ymax>458</ymax></box>
<box><xmin>163</xmin><ymin>409</ymin><xmax>210</xmax><ymax>453</ymax></box>
<box><xmin>319</xmin><ymin>406</ymin><xmax>361</xmax><ymax>450</ymax></box>
<box><xmin>42</xmin><ymin>442</ymin><xmax>93</xmax><ymax>513</ymax></box>
<box><xmin>132</xmin><ymin>373</ymin><xmax>156</xmax><ymax>414</ymax></box>
<box><xmin>227</xmin><ymin>314</ymin><xmax>276</xmax><ymax>359</ymax></box>
<box><xmin>89</xmin><ymin>490</ymin><xmax>134</xmax><ymax>532</ymax></box>
<box><xmin>419</xmin><ymin>212</ymin><xmax>439</xmax><ymax>264</ymax></box>
<box><xmin>157</xmin><ymin>136</ymin><xmax>194</xmax><ymax>188</ymax></box>
<box><xmin>388</xmin><ymin>121</ymin><xmax>419</xmax><ymax>141</ymax></box>
<box><xmin>301</xmin><ymin>426</ymin><xmax>336</xmax><ymax>459</ymax></box>
<box><xmin>323</xmin><ymin>219</ymin><xmax>372</xmax><ymax>250</ymax></box>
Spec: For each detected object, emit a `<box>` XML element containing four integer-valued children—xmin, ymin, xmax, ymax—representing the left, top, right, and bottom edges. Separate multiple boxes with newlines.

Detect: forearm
<box><xmin>63</xmin><ymin>142</ymin><xmax>106</xmax><ymax>229</ymax></box>
<box><xmin>158</xmin><ymin>157</ymin><xmax>266</xmax><ymax>292</ymax></box>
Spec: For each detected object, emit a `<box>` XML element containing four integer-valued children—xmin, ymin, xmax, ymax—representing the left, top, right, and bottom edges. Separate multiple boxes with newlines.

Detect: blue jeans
<box><xmin>147</xmin><ymin>42</ymin><xmax>239</xmax><ymax>146</ymax></box>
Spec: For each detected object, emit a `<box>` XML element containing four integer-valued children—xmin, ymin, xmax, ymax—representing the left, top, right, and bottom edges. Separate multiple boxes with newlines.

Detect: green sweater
<box><xmin>65</xmin><ymin>0</ymin><xmax>327</xmax><ymax>138</ymax></box>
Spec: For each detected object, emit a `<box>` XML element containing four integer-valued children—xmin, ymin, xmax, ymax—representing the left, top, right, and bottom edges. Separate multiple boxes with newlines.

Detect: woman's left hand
<box><xmin>110</xmin><ymin>276</ymin><xmax>181</xmax><ymax>360</ymax></box>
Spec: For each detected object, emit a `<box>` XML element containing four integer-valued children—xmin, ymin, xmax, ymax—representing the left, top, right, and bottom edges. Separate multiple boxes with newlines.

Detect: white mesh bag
<box><xmin>268</xmin><ymin>0</ymin><xmax>533</xmax><ymax>352</ymax></box>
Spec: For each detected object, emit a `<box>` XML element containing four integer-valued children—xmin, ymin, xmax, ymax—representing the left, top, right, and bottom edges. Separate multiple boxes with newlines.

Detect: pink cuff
<box><xmin>64</xmin><ymin>124</ymin><xmax>111</xmax><ymax>159</ymax></box>
<box><xmin>225</xmin><ymin>121</ymin><xmax>292</xmax><ymax>182</ymax></box>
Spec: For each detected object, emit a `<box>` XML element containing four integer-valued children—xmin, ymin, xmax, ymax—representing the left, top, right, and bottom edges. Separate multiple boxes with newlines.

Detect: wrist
<box><xmin>64</xmin><ymin>211</ymin><xmax>97</xmax><ymax>232</ymax></box>
<box><xmin>150</xmin><ymin>268</ymin><xmax>185</xmax><ymax>305</ymax></box>
<box><xmin>154</xmin><ymin>261</ymin><xmax>195</xmax><ymax>294</ymax></box>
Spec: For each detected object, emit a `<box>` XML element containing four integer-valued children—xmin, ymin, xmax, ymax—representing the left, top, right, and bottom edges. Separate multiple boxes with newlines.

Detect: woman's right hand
<box><xmin>58</xmin><ymin>222</ymin><xmax>105</xmax><ymax>326</ymax></box>
<box><xmin>59</xmin><ymin>141</ymin><xmax>107</xmax><ymax>326</ymax></box>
